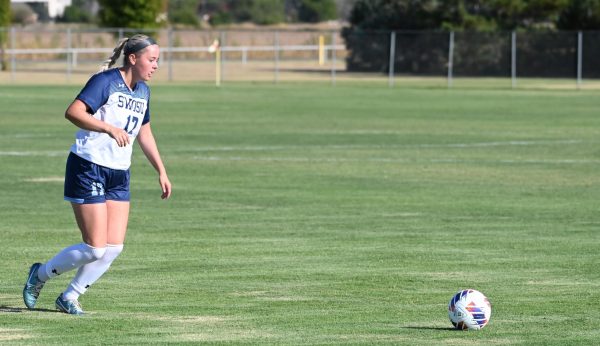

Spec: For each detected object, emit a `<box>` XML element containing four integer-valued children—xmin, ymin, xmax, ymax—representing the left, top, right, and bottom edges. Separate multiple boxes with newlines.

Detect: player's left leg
<box><xmin>62</xmin><ymin>200</ymin><xmax>130</xmax><ymax>303</ymax></box>
<box><xmin>24</xmin><ymin>203</ymin><xmax>108</xmax><ymax>310</ymax></box>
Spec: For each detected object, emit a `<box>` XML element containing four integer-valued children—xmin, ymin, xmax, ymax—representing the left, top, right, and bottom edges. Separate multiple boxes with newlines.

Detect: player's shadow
<box><xmin>402</xmin><ymin>326</ymin><xmax>457</xmax><ymax>331</ymax></box>
<box><xmin>0</xmin><ymin>305</ymin><xmax>58</xmax><ymax>313</ymax></box>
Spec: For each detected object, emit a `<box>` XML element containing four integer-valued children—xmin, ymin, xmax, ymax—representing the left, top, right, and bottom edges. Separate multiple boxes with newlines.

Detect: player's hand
<box><xmin>159</xmin><ymin>173</ymin><xmax>172</xmax><ymax>199</ymax></box>
<box><xmin>107</xmin><ymin>126</ymin><xmax>130</xmax><ymax>147</ymax></box>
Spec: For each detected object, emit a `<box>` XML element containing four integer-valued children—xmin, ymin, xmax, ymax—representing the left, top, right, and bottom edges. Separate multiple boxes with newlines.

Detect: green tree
<box><xmin>486</xmin><ymin>0</ymin><xmax>568</xmax><ymax>30</ymax></box>
<box><xmin>207</xmin><ymin>0</ymin><xmax>285</xmax><ymax>25</ymax></box>
<box><xmin>347</xmin><ymin>0</ymin><xmax>440</xmax><ymax>30</ymax></box>
<box><xmin>0</xmin><ymin>0</ymin><xmax>9</xmax><ymax>70</ymax></box>
<box><xmin>558</xmin><ymin>0</ymin><xmax>600</xmax><ymax>29</ymax></box>
<box><xmin>58</xmin><ymin>0</ymin><xmax>95</xmax><ymax>23</ymax></box>
<box><xmin>199</xmin><ymin>0</ymin><xmax>232</xmax><ymax>25</ymax></box>
<box><xmin>168</xmin><ymin>0</ymin><xmax>199</xmax><ymax>26</ymax></box>
<box><xmin>239</xmin><ymin>0</ymin><xmax>285</xmax><ymax>25</ymax></box>
<box><xmin>297</xmin><ymin>0</ymin><xmax>337</xmax><ymax>22</ymax></box>
<box><xmin>346</xmin><ymin>0</ymin><xmax>569</xmax><ymax>32</ymax></box>
<box><xmin>436</xmin><ymin>0</ymin><xmax>497</xmax><ymax>31</ymax></box>
<box><xmin>98</xmin><ymin>0</ymin><xmax>166</xmax><ymax>29</ymax></box>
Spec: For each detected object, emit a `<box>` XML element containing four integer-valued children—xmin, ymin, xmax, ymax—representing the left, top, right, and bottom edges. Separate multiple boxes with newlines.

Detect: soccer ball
<box><xmin>448</xmin><ymin>289</ymin><xmax>491</xmax><ymax>330</ymax></box>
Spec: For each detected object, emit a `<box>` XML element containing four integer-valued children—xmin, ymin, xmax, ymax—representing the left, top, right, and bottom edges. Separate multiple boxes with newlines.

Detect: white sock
<box><xmin>62</xmin><ymin>244</ymin><xmax>124</xmax><ymax>301</ymax></box>
<box><xmin>38</xmin><ymin>243</ymin><xmax>106</xmax><ymax>282</ymax></box>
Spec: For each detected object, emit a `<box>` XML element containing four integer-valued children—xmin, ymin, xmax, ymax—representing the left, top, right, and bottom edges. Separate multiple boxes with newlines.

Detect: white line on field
<box><xmin>192</xmin><ymin>156</ymin><xmax>600</xmax><ymax>165</ymax></box>
<box><xmin>23</xmin><ymin>176</ymin><xmax>64</xmax><ymax>182</ymax></box>
<box><xmin>0</xmin><ymin>133</ymin><xmax>54</xmax><ymax>139</ymax></box>
<box><xmin>179</xmin><ymin>139</ymin><xmax>584</xmax><ymax>152</ymax></box>
<box><xmin>0</xmin><ymin>151</ymin><xmax>65</xmax><ymax>157</ymax></box>
<box><xmin>419</xmin><ymin>139</ymin><xmax>583</xmax><ymax>148</ymax></box>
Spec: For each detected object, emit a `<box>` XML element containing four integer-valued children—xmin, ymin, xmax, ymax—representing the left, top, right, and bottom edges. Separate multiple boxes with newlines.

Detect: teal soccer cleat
<box><xmin>23</xmin><ymin>263</ymin><xmax>45</xmax><ymax>309</ymax></box>
<box><xmin>55</xmin><ymin>294</ymin><xmax>85</xmax><ymax>315</ymax></box>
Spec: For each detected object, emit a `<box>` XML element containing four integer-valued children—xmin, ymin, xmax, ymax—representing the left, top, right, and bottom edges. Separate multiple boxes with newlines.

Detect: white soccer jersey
<box><xmin>70</xmin><ymin>68</ymin><xmax>151</xmax><ymax>170</ymax></box>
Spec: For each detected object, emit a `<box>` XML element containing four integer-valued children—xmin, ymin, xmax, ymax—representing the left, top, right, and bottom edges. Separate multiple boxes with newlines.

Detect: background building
<box><xmin>11</xmin><ymin>0</ymin><xmax>71</xmax><ymax>18</ymax></box>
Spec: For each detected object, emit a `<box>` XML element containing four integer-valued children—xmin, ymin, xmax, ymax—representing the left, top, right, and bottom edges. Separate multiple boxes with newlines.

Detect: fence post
<box><xmin>447</xmin><ymin>31</ymin><xmax>454</xmax><ymax>88</ymax></box>
<box><xmin>511</xmin><ymin>31</ymin><xmax>517</xmax><ymax>89</ymax></box>
<box><xmin>389</xmin><ymin>31</ymin><xmax>396</xmax><ymax>88</ymax></box>
<box><xmin>331</xmin><ymin>31</ymin><xmax>336</xmax><ymax>86</ymax></box>
<box><xmin>577</xmin><ymin>31</ymin><xmax>582</xmax><ymax>90</ymax></box>
<box><xmin>274</xmin><ymin>31</ymin><xmax>280</xmax><ymax>84</ymax></box>
<box><xmin>215</xmin><ymin>41</ymin><xmax>221</xmax><ymax>87</ymax></box>
<box><xmin>220</xmin><ymin>31</ymin><xmax>226</xmax><ymax>84</ymax></box>
<box><xmin>167</xmin><ymin>28</ymin><xmax>173</xmax><ymax>82</ymax></box>
<box><xmin>10</xmin><ymin>26</ymin><xmax>16</xmax><ymax>82</ymax></box>
<box><xmin>318</xmin><ymin>34</ymin><xmax>325</xmax><ymax>66</ymax></box>
<box><xmin>66</xmin><ymin>27</ymin><xmax>72</xmax><ymax>82</ymax></box>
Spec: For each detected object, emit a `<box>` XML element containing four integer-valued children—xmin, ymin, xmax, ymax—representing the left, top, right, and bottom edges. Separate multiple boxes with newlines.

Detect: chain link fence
<box><xmin>1</xmin><ymin>27</ymin><xmax>599</xmax><ymax>89</ymax></box>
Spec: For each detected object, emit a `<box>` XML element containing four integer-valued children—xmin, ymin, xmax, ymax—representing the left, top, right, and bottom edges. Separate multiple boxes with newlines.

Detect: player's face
<box><xmin>132</xmin><ymin>44</ymin><xmax>160</xmax><ymax>82</ymax></box>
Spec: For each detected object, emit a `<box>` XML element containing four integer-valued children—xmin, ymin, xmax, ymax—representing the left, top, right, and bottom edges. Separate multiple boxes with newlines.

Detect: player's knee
<box><xmin>104</xmin><ymin>243</ymin><xmax>124</xmax><ymax>262</ymax></box>
<box><xmin>90</xmin><ymin>246</ymin><xmax>107</xmax><ymax>260</ymax></box>
<box><xmin>84</xmin><ymin>243</ymin><xmax>107</xmax><ymax>261</ymax></box>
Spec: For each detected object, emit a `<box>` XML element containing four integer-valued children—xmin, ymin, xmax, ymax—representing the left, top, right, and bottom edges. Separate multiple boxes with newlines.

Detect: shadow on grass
<box><xmin>403</xmin><ymin>326</ymin><xmax>457</xmax><ymax>331</ymax></box>
<box><xmin>0</xmin><ymin>305</ymin><xmax>58</xmax><ymax>313</ymax></box>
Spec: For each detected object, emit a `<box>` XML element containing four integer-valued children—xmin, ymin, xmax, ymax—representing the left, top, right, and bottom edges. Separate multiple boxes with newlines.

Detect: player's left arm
<box><xmin>137</xmin><ymin>123</ymin><xmax>172</xmax><ymax>199</ymax></box>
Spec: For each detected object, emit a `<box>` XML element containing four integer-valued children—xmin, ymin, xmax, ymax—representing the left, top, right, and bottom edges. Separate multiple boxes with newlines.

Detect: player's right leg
<box><xmin>62</xmin><ymin>200</ymin><xmax>129</xmax><ymax>305</ymax></box>
<box><xmin>55</xmin><ymin>293</ymin><xmax>85</xmax><ymax>315</ymax></box>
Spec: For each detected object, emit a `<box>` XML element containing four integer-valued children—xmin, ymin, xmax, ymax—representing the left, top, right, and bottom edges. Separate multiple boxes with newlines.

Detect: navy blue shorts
<box><xmin>64</xmin><ymin>152</ymin><xmax>130</xmax><ymax>204</ymax></box>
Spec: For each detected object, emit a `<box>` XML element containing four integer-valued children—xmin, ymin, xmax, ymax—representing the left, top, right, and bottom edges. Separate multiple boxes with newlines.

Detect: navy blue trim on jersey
<box><xmin>76</xmin><ymin>71</ymin><xmax>111</xmax><ymax>114</ymax></box>
<box><xmin>142</xmin><ymin>88</ymin><xmax>150</xmax><ymax>124</ymax></box>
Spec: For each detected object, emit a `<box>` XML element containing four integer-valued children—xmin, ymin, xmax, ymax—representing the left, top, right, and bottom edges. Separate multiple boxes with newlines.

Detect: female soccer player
<box><xmin>23</xmin><ymin>34</ymin><xmax>172</xmax><ymax>315</ymax></box>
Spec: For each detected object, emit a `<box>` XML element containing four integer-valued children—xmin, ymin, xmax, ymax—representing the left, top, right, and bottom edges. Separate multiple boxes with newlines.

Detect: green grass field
<box><xmin>1</xmin><ymin>82</ymin><xmax>599</xmax><ymax>344</ymax></box>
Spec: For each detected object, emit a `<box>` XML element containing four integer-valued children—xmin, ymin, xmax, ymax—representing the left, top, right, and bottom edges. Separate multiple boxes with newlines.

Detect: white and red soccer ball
<box><xmin>448</xmin><ymin>289</ymin><xmax>491</xmax><ymax>330</ymax></box>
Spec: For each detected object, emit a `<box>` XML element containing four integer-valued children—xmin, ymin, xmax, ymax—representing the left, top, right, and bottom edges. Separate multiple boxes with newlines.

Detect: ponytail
<box><xmin>99</xmin><ymin>37</ymin><xmax>129</xmax><ymax>72</ymax></box>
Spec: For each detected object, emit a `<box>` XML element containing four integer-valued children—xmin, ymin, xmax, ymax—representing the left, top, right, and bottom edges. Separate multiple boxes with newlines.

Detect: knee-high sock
<box><xmin>62</xmin><ymin>244</ymin><xmax>124</xmax><ymax>301</ymax></box>
<box><xmin>38</xmin><ymin>243</ymin><xmax>107</xmax><ymax>282</ymax></box>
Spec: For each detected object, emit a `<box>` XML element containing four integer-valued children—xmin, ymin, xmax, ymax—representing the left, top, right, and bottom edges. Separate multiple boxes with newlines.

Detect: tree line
<box><xmin>346</xmin><ymin>0</ymin><xmax>600</xmax><ymax>32</ymax></box>
<box><xmin>3</xmin><ymin>0</ymin><xmax>600</xmax><ymax>30</ymax></box>
<box><xmin>2</xmin><ymin>0</ymin><xmax>340</xmax><ymax>28</ymax></box>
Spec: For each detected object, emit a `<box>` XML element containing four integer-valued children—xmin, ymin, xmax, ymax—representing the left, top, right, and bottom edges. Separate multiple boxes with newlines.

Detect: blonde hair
<box><xmin>99</xmin><ymin>34</ymin><xmax>158</xmax><ymax>72</ymax></box>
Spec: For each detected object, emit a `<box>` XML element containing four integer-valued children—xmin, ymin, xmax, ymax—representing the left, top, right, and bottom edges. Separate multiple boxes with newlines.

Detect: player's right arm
<box><xmin>65</xmin><ymin>99</ymin><xmax>130</xmax><ymax>147</ymax></box>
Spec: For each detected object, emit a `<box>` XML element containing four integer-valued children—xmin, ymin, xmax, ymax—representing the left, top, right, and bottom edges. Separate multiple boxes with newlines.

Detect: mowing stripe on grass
<box><xmin>177</xmin><ymin>139</ymin><xmax>585</xmax><ymax>152</ymax></box>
